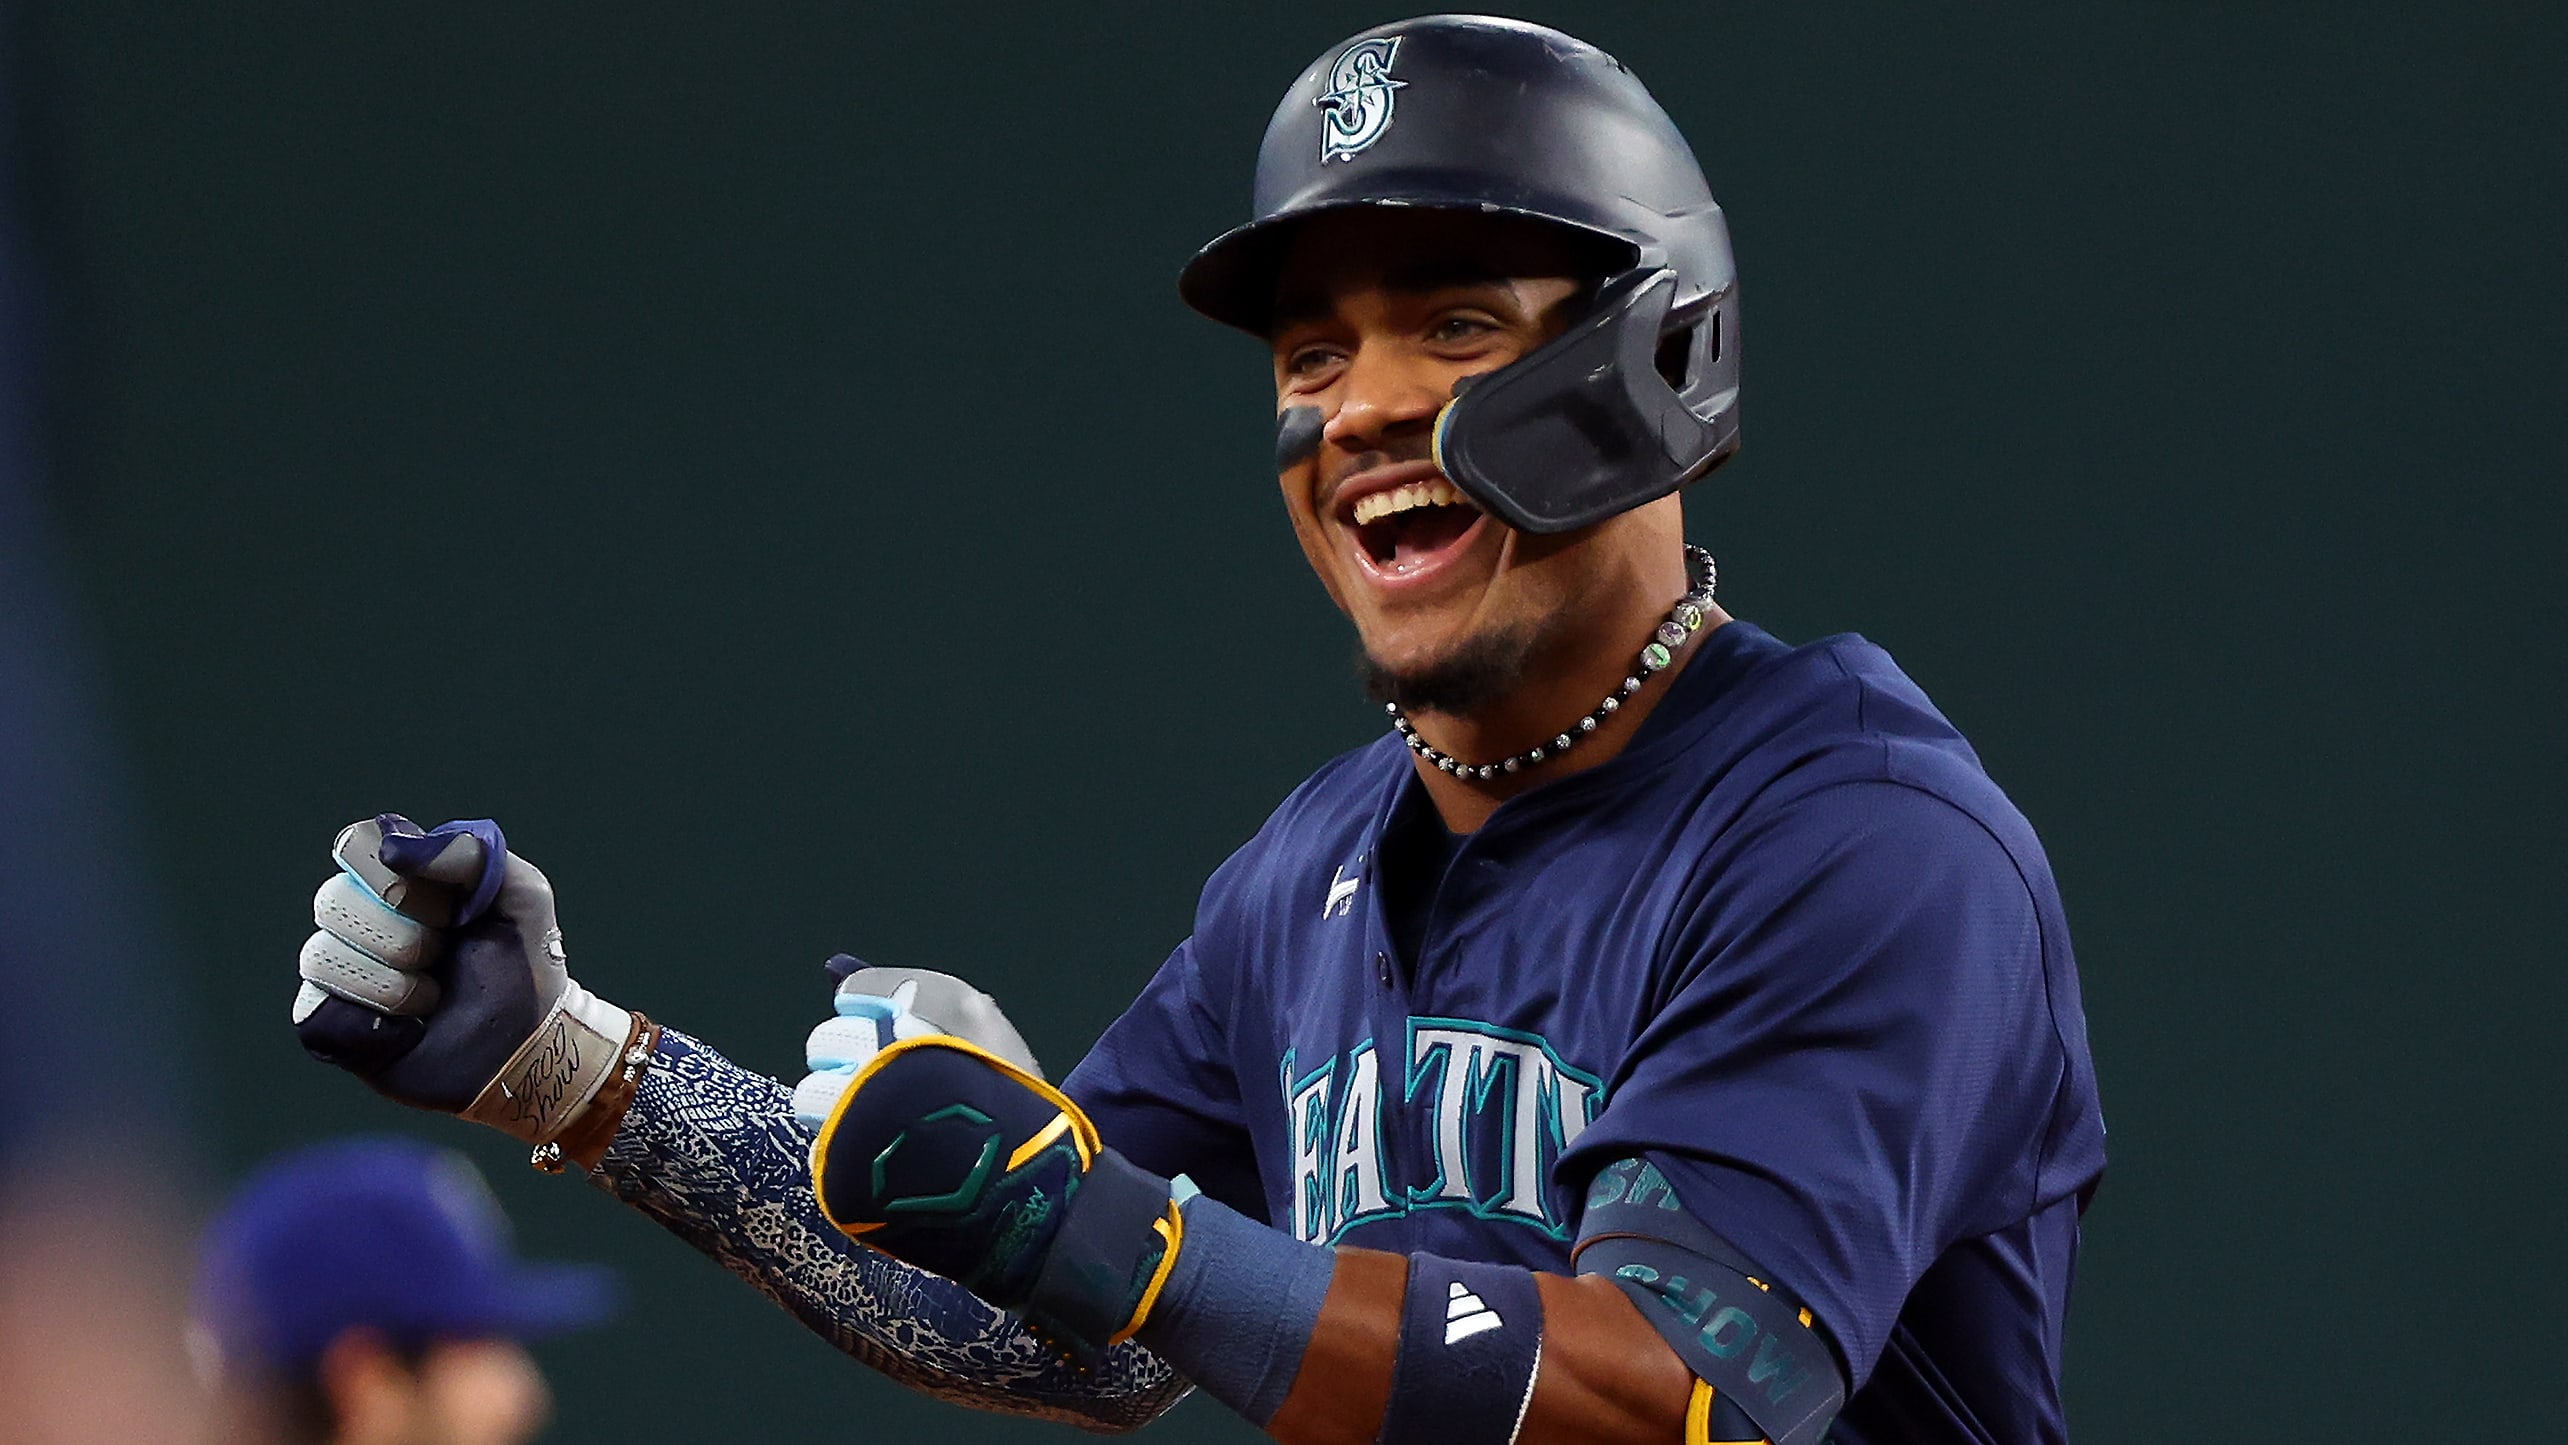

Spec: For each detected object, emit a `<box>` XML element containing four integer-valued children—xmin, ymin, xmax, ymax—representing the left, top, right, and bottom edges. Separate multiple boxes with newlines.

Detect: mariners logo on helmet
<box><xmin>1314</xmin><ymin>37</ymin><xmax>1405</xmax><ymax>162</ymax></box>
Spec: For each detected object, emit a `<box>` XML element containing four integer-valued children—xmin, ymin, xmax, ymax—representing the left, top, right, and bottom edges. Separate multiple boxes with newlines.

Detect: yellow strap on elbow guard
<box><xmin>1686</xmin><ymin>1379</ymin><xmax>1771</xmax><ymax>1445</ymax></box>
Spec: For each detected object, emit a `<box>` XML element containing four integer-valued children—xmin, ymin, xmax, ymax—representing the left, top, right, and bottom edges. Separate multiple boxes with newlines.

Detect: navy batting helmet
<box><xmin>1180</xmin><ymin>14</ymin><xmax>1740</xmax><ymax>534</ymax></box>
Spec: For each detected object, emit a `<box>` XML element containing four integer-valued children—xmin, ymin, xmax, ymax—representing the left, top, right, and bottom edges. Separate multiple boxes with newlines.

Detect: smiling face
<box><xmin>1268</xmin><ymin>208</ymin><xmax>1676</xmax><ymax>719</ymax></box>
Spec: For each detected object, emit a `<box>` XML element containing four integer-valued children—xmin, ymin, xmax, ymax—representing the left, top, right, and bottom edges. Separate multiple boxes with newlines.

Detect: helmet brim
<box><xmin>1178</xmin><ymin>198</ymin><xmax>1640</xmax><ymax>338</ymax></box>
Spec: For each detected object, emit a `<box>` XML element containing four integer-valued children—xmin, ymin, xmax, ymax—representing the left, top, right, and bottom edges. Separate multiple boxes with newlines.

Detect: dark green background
<box><xmin>26</xmin><ymin>2</ymin><xmax>2564</xmax><ymax>1439</ymax></box>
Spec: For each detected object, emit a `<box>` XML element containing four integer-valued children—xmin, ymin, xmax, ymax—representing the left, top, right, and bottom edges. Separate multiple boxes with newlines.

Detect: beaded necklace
<box><xmin>1389</xmin><ymin>544</ymin><xmax>1717</xmax><ymax>782</ymax></box>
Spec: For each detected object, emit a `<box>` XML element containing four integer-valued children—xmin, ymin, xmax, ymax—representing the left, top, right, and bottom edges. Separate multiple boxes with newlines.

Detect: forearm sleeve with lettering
<box><xmin>587</xmin><ymin>1028</ymin><xmax>1190</xmax><ymax>1432</ymax></box>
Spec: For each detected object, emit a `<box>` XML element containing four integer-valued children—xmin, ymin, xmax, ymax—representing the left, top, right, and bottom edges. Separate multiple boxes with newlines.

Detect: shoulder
<box><xmin>1660</xmin><ymin>759</ymin><xmax>2085</xmax><ymax>1153</ymax></box>
<box><xmin>1666</xmin><ymin>629</ymin><xmax>2059</xmax><ymax>901</ymax></box>
<box><xmin>1653</xmin><ymin>779</ymin><xmax>2065</xmax><ymax>1165</ymax></box>
<box><xmin>1649</xmin><ymin>630</ymin><xmax>2077</xmax><ymax>1003</ymax></box>
<box><xmin>1704</xmin><ymin>777</ymin><xmax>2043</xmax><ymax>952</ymax></box>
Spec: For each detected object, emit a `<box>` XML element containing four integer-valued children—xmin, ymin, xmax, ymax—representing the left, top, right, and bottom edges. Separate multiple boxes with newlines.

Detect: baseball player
<box><xmin>291</xmin><ymin>17</ymin><xmax>2103</xmax><ymax>1444</ymax></box>
<box><xmin>190</xmin><ymin>1138</ymin><xmax>616</xmax><ymax>1445</ymax></box>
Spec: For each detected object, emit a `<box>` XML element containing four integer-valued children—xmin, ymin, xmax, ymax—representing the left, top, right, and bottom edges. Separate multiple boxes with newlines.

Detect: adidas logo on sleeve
<box><xmin>1444</xmin><ymin>1279</ymin><xmax>1503</xmax><ymax>1344</ymax></box>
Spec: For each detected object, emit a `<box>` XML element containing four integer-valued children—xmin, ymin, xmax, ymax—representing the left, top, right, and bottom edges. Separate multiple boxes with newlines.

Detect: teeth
<box><xmin>1351</xmin><ymin>479</ymin><xmax>1475</xmax><ymax>527</ymax></box>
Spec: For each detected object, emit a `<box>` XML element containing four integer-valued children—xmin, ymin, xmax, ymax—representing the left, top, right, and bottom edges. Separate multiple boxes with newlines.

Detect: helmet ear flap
<box><xmin>1670</xmin><ymin>289</ymin><xmax>1742</xmax><ymax>483</ymax></box>
<box><xmin>1437</xmin><ymin>268</ymin><xmax>1716</xmax><ymax>533</ymax></box>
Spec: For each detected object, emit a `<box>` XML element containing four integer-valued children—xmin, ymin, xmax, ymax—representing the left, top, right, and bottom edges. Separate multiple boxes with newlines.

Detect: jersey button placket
<box><xmin>1364</xmin><ymin>884</ymin><xmax>1420</xmax><ymax>1233</ymax></box>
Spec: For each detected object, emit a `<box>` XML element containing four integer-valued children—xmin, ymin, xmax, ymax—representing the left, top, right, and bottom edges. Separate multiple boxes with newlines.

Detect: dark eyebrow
<box><xmin>1266</xmin><ymin>263</ymin><xmax>1519</xmax><ymax>341</ymax></box>
<box><xmin>1267</xmin><ymin>288</ymin><xmax>1333</xmax><ymax>338</ymax></box>
<box><xmin>1379</xmin><ymin>259</ymin><xmax>1514</xmax><ymax>296</ymax></box>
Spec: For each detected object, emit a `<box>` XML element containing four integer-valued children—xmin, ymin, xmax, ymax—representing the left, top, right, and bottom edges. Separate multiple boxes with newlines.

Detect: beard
<box><xmin>1354</xmin><ymin>619</ymin><xmax>1548</xmax><ymax>717</ymax></box>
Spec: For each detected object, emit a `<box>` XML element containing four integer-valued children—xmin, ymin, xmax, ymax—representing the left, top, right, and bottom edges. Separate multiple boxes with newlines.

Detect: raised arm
<box><xmin>292</xmin><ymin>816</ymin><xmax>1185</xmax><ymax>1432</ymax></box>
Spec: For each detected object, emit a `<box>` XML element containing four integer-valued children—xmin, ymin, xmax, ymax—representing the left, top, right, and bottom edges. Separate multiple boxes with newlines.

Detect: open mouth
<box><xmin>1348</xmin><ymin>477</ymin><xmax>1486</xmax><ymax>576</ymax></box>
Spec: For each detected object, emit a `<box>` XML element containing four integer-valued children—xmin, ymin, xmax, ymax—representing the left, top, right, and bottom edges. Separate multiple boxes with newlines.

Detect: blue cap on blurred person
<box><xmin>191</xmin><ymin>1137</ymin><xmax>617</xmax><ymax>1380</ymax></box>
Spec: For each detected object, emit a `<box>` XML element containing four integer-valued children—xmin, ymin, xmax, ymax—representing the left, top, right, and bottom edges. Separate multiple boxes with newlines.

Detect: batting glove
<box><xmin>791</xmin><ymin>957</ymin><xmax>1043</xmax><ymax>1129</ymax></box>
<box><xmin>295</xmin><ymin>815</ymin><xmax>637</xmax><ymax>1151</ymax></box>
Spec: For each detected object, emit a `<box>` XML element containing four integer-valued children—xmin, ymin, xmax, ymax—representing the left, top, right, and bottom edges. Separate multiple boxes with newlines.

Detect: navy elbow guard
<box><xmin>1573</xmin><ymin>1159</ymin><xmax>1847</xmax><ymax>1445</ymax></box>
<box><xmin>809</xmin><ymin>1036</ymin><xmax>1183</xmax><ymax>1362</ymax></box>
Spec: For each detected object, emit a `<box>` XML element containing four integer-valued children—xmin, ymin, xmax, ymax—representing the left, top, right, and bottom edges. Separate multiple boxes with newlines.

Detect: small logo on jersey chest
<box><xmin>1315</xmin><ymin>37</ymin><xmax>1406</xmax><ymax>162</ymax></box>
<box><xmin>1322</xmin><ymin>861</ymin><xmax>1362</xmax><ymax>920</ymax></box>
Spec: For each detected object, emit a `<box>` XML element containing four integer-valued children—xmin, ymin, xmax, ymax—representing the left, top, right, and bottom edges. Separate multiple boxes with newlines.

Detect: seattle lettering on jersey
<box><xmin>1280</xmin><ymin>1017</ymin><xmax>1604</xmax><ymax>1243</ymax></box>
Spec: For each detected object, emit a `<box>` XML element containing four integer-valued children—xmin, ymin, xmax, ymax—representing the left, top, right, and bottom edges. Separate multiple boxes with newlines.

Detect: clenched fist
<box><xmin>296</xmin><ymin>816</ymin><xmax>641</xmax><ymax>1155</ymax></box>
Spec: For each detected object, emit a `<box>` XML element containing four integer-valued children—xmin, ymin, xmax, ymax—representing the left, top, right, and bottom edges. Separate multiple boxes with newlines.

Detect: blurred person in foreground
<box><xmin>0</xmin><ymin>3</ymin><xmax>217</xmax><ymax>1441</ymax></box>
<box><xmin>190</xmin><ymin>1138</ymin><xmax>617</xmax><ymax>1445</ymax></box>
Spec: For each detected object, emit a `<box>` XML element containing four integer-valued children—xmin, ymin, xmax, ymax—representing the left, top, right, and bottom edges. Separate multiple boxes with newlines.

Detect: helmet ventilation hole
<box><xmin>1656</xmin><ymin>324</ymin><xmax>1695</xmax><ymax>391</ymax></box>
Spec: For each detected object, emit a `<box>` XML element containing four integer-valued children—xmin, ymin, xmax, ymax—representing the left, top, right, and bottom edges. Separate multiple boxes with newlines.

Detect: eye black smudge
<box><xmin>1275</xmin><ymin>406</ymin><xmax>1323</xmax><ymax>472</ymax></box>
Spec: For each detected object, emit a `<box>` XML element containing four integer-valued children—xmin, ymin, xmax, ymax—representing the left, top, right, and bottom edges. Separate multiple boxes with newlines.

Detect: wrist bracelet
<box><xmin>532</xmin><ymin>1011</ymin><xmax>661</xmax><ymax>1175</ymax></box>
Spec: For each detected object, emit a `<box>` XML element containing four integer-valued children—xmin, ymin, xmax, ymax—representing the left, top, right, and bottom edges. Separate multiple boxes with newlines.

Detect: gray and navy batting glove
<box><xmin>790</xmin><ymin>957</ymin><xmax>1044</xmax><ymax>1129</ymax></box>
<box><xmin>295</xmin><ymin>815</ymin><xmax>636</xmax><ymax>1149</ymax></box>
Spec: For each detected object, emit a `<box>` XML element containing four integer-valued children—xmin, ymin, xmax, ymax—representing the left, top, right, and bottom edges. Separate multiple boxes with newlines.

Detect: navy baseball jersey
<box><xmin>1066</xmin><ymin>620</ymin><xmax>2107</xmax><ymax>1442</ymax></box>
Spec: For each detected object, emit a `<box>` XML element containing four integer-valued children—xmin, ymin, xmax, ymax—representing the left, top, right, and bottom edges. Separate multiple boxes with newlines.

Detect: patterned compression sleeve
<box><xmin>586</xmin><ymin>1027</ymin><xmax>1192</xmax><ymax>1432</ymax></box>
